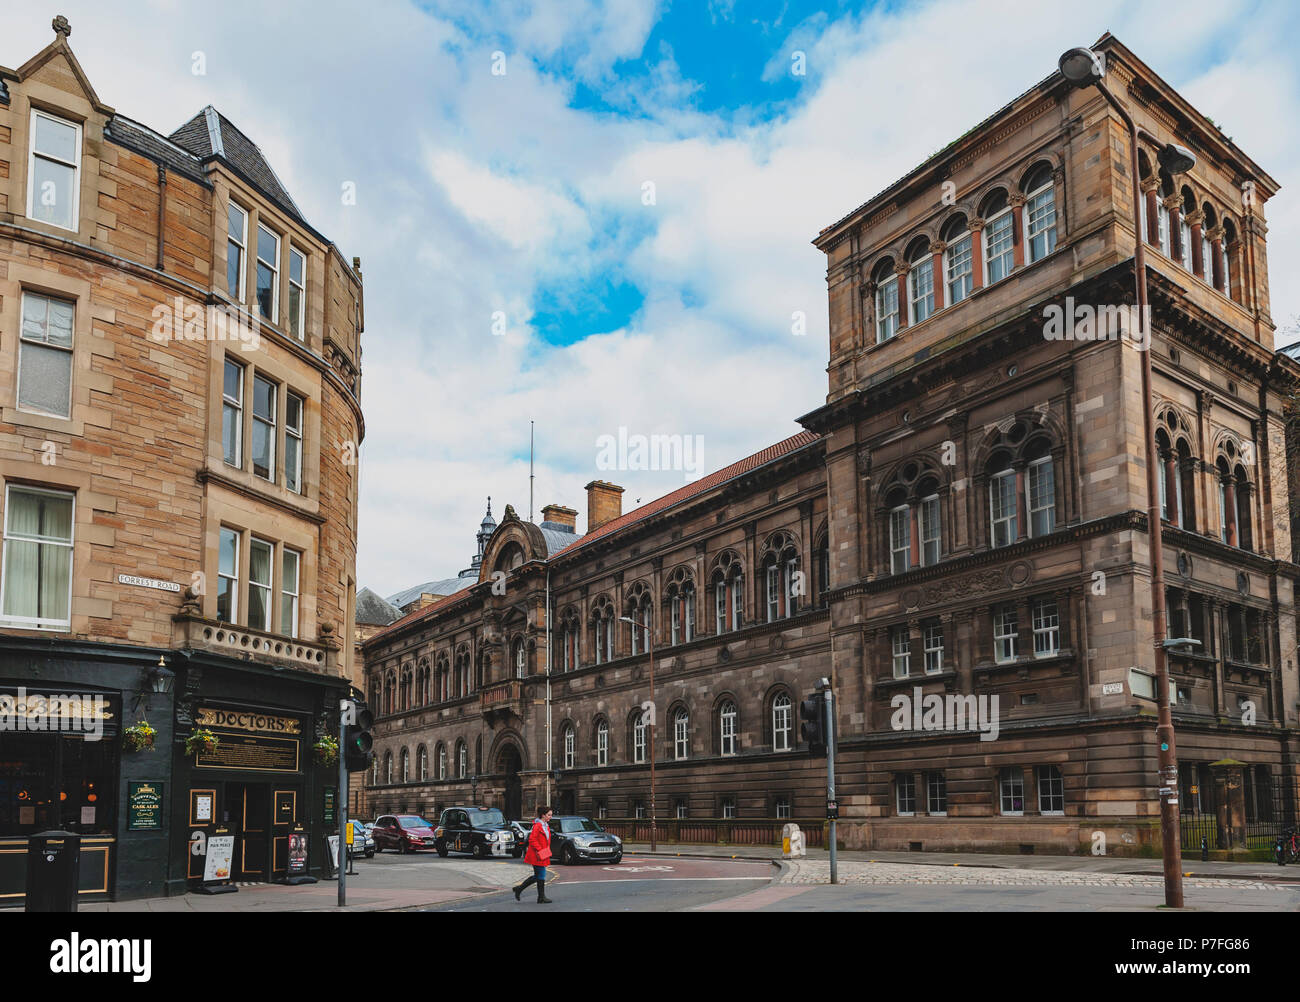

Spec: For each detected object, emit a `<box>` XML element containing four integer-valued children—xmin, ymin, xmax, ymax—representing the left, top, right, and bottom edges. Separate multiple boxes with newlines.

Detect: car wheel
<box><xmin>471</xmin><ymin>843</ymin><xmax>487</xmax><ymax>859</ymax></box>
<box><xmin>610</xmin><ymin>854</ymin><xmax>622</xmax><ymax>865</ymax></box>
<box><xmin>366</xmin><ymin>850</ymin><xmax>375</xmax><ymax>859</ymax></box>
<box><xmin>563</xmin><ymin>845</ymin><xmax>577</xmax><ymax>866</ymax></box>
<box><xmin>511</xmin><ymin>849</ymin><xmax>524</xmax><ymax>859</ymax></box>
<box><xmin>435</xmin><ymin>841</ymin><xmax>449</xmax><ymax>858</ymax></box>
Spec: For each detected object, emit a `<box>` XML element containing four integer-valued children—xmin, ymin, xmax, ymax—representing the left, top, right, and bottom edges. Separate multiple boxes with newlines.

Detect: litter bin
<box><xmin>25</xmin><ymin>830</ymin><xmax>81</xmax><ymax>912</ymax></box>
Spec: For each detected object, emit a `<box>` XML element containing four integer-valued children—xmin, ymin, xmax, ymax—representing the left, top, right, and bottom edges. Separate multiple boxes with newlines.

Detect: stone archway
<box><xmin>497</xmin><ymin>743</ymin><xmax>523</xmax><ymax>821</ymax></box>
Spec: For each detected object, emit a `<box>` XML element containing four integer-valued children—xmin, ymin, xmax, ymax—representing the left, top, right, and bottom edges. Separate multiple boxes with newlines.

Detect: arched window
<box><xmin>625</xmin><ymin>583</ymin><xmax>653</xmax><ymax>655</ymax></box>
<box><xmin>988</xmin><ymin>451</ymin><xmax>1018</xmax><ymax>547</ymax></box>
<box><xmin>907</xmin><ymin>239</ymin><xmax>934</xmax><ymax>325</ymax></box>
<box><xmin>632</xmin><ymin>711</ymin><xmax>647</xmax><ymax>764</ymax></box>
<box><xmin>1179</xmin><ymin>188</ymin><xmax>1196</xmax><ymax>272</ymax></box>
<box><xmin>400</xmin><ymin>748</ymin><xmax>410</xmax><ymax>783</ymax></box>
<box><xmin>436</xmin><ymin>655</ymin><xmax>449</xmax><ymax>702</ymax></box>
<box><xmin>1235</xmin><ymin>468</ymin><xmax>1253</xmax><ymax>552</ymax></box>
<box><xmin>772</xmin><ymin>693</ymin><xmax>793</xmax><ymax>752</ymax></box>
<box><xmin>559</xmin><ymin>609</ymin><xmax>580</xmax><ymax>671</ymax></box>
<box><xmin>1201</xmin><ymin>203</ymin><xmax>1217</xmax><ymax>285</ymax></box>
<box><xmin>666</xmin><ymin>568</ymin><xmax>696</xmax><ymax>646</ymax></box>
<box><xmin>761</xmin><ymin>532</ymin><xmax>800</xmax><ymax>623</ymax></box>
<box><xmin>417</xmin><ymin>744</ymin><xmax>427</xmax><ymax>781</ymax></box>
<box><xmin>384</xmin><ymin>751</ymin><xmax>393</xmax><ymax>785</ymax></box>
<box><xmin>1217</xmin><ymin>446</ymin><xmax>1252</xmax><ymax>550</ymax></box>
<box><xmin>981</xmin><ymin>190</ymin><xmax>1014</xmax><ymax>284</ymax></box>
<box><xmin>513</xmin><ymin>638</ymin><xmax>527</xmax><ymax>679</ymax></box>
<box><xmin>719</xmin><ymin>700</ymin><xmax>738</xmax><ymax>756</ymax></box>
<box><xmin>1023</xmin><ymin>163</ymin><xmax>1057</xmax><ymax>263</ymax></box>
<box><xmin>873</xmin><ymin>258</ymin><xmax>899</xmax><ymax>343</ymax></box>
<box><xmin>884</xmin><ymin>467</ymin><xmax>942</xmax><ymax>574</ymax></box>
<box><xmin>673</xmin><ymin>708</ymin><xmax>689</xmax><ymax>760</ymax></box>
<box><xmin>475</xmin><ymin>736</ymin><xmax>482</xmax><ymax>775</ymax></box>
<box><xmin>941</xmin><ymin>214</ymin><xmax>973</xmax><ymax>305</ymax></box>
<box><xmin>372</xmin><ymin>755</ymin><xmax>379</xmax><ymax>787</ymax></box>
<box><xmin>596</xmin><ymin>719</ymin><xmax>609</xmax><ymax>767</ymax></box>
<box><xmin>815</xmin><ymin>532</ymin><xmax>830</xmax><ymax>604</ymax></box>
<box><xmin>457</xmin><ymin>740</ymin><xmax>467</xmax><ymax>779</ymax></box>
<box><xmin>436</xmin><ymin>743</ymin><xmax>447</xmax><ymax>781</ymax></box>
<box><xmin>1221</xmin><ymin>219</ymin><xmax>1238</xmax><ymax>302</ymax></box>
<box><xmin>712</xmin><ymin>552</ymin><xmax>744</xmax><ymax>634</ymax></box>
<box><xmin>562</xmin><ymin>724</ymin><xmax>575</xmax><ymax>769</ymax></box>
<box><xmin>1025</xmin><ymin>439</ymin><xmax>1056</xmax><ymax>537</ymax></box>
<box><xmin>591</xmin><ymin>597</ymin><xmax>615</xmax><ymax>665</ymax></box>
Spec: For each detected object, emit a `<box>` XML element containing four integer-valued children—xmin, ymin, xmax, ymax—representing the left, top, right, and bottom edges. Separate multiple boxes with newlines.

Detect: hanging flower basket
<box><xmin>185</xmin><ymin>728</ymin><xmax>220</xmax><ymax>757</ymax></box>
<box><xmin>314</xmin><ymin>735</ymin><xmax>339</xmax><ymax>767</ymax></box>
<box><xmin>123</xmin><ymin>721</ymin><xmax>156</xmax><ymax>752</ymax></box>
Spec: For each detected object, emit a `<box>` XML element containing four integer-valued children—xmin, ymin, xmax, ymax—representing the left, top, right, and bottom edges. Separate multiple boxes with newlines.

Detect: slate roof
<box><xmin>1279</xmin><ymin>342</ymin><xmax>1300</xmax><ymax>362</ymax></box>
<box><xmin>103</xmin><ymin>114</ymin><xmax>209</xmax><ymax>186</ymax></box>
<box><xmin>168</xmin><ymin>106</ymin><xmax>309</xmax><ymax>229</ymax></box>
<box><xmin>367</xmin><ymin>430</ymin><xmax>823</xmax><ymax>643</ymax></box>
<box><xmin>355</xmin><ymin>587</ymin><xmax>402</xmax><ymax>627</ymax></box>
<box><xmin>386</xmin><ymin>575</ymin><xmax>477</xmax><ymax>611</ymax></box>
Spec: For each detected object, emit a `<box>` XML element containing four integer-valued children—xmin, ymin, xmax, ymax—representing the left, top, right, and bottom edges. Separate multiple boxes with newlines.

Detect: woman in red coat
<box><xmin>513</xmin><ymin>805</ymin><xmax>554</xmax><ymax>903</ymax></box>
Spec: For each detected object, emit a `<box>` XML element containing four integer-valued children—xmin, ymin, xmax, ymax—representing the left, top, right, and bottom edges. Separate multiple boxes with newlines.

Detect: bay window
<box><xmin>288</xmin><ymin>247</ymin><xmax>306</xmax><ymax>340</ymax></box>
<box><xmin>255</xmin><ymin>224</ymin><xmax>279</xmax><ymax>322</ymax></box>
<box><xmin>217</xmin><ymin>526</ymin><xmax>238</xmax><ymax>623</ymax></box>
<box><xmin>227</xmin><ymin>202</ymin><xmax>247</xmax><ymax>300</ymax></box>
<box><xmin>281</xmin><ymin>548</ymin><xmax>300</xmax><ymax>638</ymax></box>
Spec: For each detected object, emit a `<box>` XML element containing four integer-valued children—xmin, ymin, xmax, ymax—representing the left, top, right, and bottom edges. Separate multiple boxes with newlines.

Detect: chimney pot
<box><xmin>585</xmin><ymin>480</ymin><xmax>625</xmax><ymax>533</ymax></box>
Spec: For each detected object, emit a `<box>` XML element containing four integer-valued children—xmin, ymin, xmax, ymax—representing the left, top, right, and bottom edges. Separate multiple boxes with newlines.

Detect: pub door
<box><xmin>270</xmin><ymin>788</ymin><xmax>299</xmax><ymax>878</ymax></box>
<box><xmin>225</xmin><ymin>782</ymin><xmax>271</xmax><ymax>882</ymax></box>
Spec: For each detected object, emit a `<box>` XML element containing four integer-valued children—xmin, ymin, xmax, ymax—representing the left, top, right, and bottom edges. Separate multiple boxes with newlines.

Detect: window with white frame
<box><xmin>994</xmin><ymin>604</ymin><xmax>1018</xmax><ymax>663</ymax></box>
<box><xmin>280</xmin><ymin>548</ymin><xmax>300</xmax><ymax>638</ymax></box>
<box><xmin>251</xmin><ymin>374</ymin><xmax>277</xmax><ymax>482</ymax></box>
<box><xmin>247</xmin><ymin>536</ymin><xmax>273</xmax><ymax>631</ymax></box>
<box><xmin>384</xmin><ymin>753</ymin><xmax>392</xmax><ymax>784</ymax></box>
<box><xmin>1202</xmin><ymin>230</ymin><xmax>1213</xmax><ymax>283</ymax></box>
<box><xmin>892</xmin><ymin>626</ymin><xmax>911</xmax><ymax>678</ymax></box>
<box><xmin>1</xmin><ymin>486</ymin><xmax>74</xmax><ymax>629</ymax></box>
<box><xmin>715</xmin><ymin>578</ymin><xmax>727</xmax><ymax>634</ymax></box>
<box><xmin>1032</xmin><ymin>598</ymin><xmax>1060</xmax><ymax>657</ymax></box>
<box><xmin>1024</xmin><ymin>168</ymin><xmax>1057</xmax><ymax>263</ymax></box>
<box><xmin>418</xmin><ymin>745</ymin><xmax>427</xmax><ymax>780</ymax></box>
<box><xmin>984</xmin><ymin>208</ymin><xmax>1015</xmax><ymax>283</ymax></box>
<box><xmin>632</xmin><ymin>712</ymin><xmax>646</xmax><ymax>764</ymax></box>
<box><xmin>18</xmin><ymin>292</ymin><xmax>75</xmax><ymax>419</ymax></box>
<box><xmin>437</xmin><ymin>744</ymin><xmax>446</xmax><ymax>780</ymax></box>
<box><xmin>772</xmin><ymin>693</ymin><xmax>792</xmax><ymax>752</ymax></box>
<box><xmin>908</xmin><ymin>252</ymin><xmax>934</xmax><ymax>325</ymax></box>
<box><xmin>563</xmin><ymin>726</ymin><xmax>574</xmax><ymax>770</ymax></box>
<box><xmin>720</xmin><ymin>701</ymin><xmax>737</xmax><ymax>756</ymax></box>
<box><xmin>596</xmin><ymin>720</ymin><xmax>609</xmax><ymax>767</ymax></box>
<box><xmin>990</xmin><ymin>468</ymin><xmax>1018</xmax><ymax>546</ymax></box>
<box><xmin>923</xmin><ymin>621</ymin><xmax>944</xmax><ymax>674</ymax></box>
<box><xmin>1180</xmin><ymin>219</ymin><xmax>1194</xmax><ymax>272</ymax></box>
<box><xmin>999</xmin><ymin>767</ymin><xmax>1025</xmax><ymax>815</ymax></box>
<box><xmin>774</xmin><ymin>798</ymin><xmax>792</xmax><ymax>820</ymax></box>
<box><xmin>400</xmin><ymin>749</ymin><xmax>410</xmax><ymax>782</ymax></box>
<box><xmin>1027</xmin><ymin>454</ymin><xmax>1056</xmax><ymax>537</ymax></box>
<box><xmin>1157</xmin><ymin>201</ymin><xmax>1170</xmax><ymax>256</ymax></box>
<box><xmin>674</xmin><ymin>708</ymin><xmax>689</xmax><ymax>760</ymax></box>
<box><xmin>721</xmin><ymin>797</ymin><xmax>736</xmax><ymax>819</ymax></box>
<box><xmin>926</xmin><ymin>771</ymin><xmax>947</xmax><ymax>815</ymax></box>
<box><xmin>766</xmin><ymin>562</ymin><xmax>780</xmax><ymax>622</ymax></box>
<box><xmin>875</xmin><ymin>273</ymin><xmax>899</xmax><ymax>343</ymax></box>
<box><xmin>634</xmin><ymin>801</ymin><xmax>646</xmax><ymax>819</ymax></box>
<box><xmin>255</xmin><ymin>224</ymin><xmax>280</xmax><ymax>322</ymax></box>
<box><xmin>596</xmin><ymin>801</ymin><xmax>608</xmax><ymax>819</ymax></box>
<box><xmin>732</xmin><ymin>573</ymin><xmax>743</xmax><ymax>628</ymax></box>
<box><xmin>1036</xmin><ymin>765</ymin><xmax>1064</xmax><ymax>814</ymax></box>
<box><xmin>288</xmin><ymin>247</ymin><xmax>306</xmax><ymax>340</ymax></box>
<box><xmin>896</xmin><ymin>773</ymin><xmax>916</xmax><ymax>815</ymax></box>
<box><xmin>515</xmin><ymin>639</ymin><xmax>526</xmax><ymax>678</ymax></box>
<box><xmin>889</xmin><ymin>505</ymin><xmax>910</xmax><ymax>575</ymax></box>
<box><xmin>217</xmin><ymin>526</ymin><xmax>239</xmax><ymax>623</ymax></box>
<box><xmin>946</xmin><ymin>232</ymin><xmax>973</xmax><ymax>305</ymax></box>
<box><xmin>227</xmin><ymin>202</ymin><xmax>247</xmax><ymax>300</ymax></box>
<box><xmin>920</xmin><ymin>495</ymin><xmax>940</xmax><ymax>566</ymax></box>
<box><xmin>27</xmin><ymin>110</ymin><xmax>81</xmax><ymax>231</ymax></box>
<box><xmin>284</xmin><ymin>392</ymin><xmax>303</xmax><ymax>493</ymax></box>
<box><xmin>222</xmin><ymin>358</ymin><xmax>244</xmax><ymax>467</ymax></box>
<box><xmin>675</xmin><ymin>800</ymin><xmax>689</xmax><ymax>819</ymax></box>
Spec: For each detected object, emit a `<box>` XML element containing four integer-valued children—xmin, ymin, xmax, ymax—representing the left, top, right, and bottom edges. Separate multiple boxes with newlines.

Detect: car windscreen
<box><xmin>468</xmin><ymin>809</ymin><xmax>505</xmax><ymax>828</ymax></box>
<box><xmin>559</xmin><ymin>818</ymin><xmax>602</xmax><ymax>833</ymax></box>
<box><xmin>398</xmin><ymin>816</ymin><xmax>433</xmax><ymax>828</ymax></box>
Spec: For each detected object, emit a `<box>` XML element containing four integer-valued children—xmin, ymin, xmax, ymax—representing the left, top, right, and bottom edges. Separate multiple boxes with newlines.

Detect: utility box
<box><xmin>25</xmin><ymin>830</ymin><xmax>81</xmax><ymax>912</ymax></box>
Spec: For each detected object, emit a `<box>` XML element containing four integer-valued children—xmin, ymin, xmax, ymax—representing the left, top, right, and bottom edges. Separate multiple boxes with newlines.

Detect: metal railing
<box><xmin>597</xmin><ymin>817</ymin><xmax>825</xmax><ymax>847</ymax></box>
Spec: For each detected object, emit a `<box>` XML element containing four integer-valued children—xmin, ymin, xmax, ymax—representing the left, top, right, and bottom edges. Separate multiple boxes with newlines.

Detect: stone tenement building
<box><xmin>364</xmin><ymin>33</ymin><xmax>1299</xmax><ymax>854</ymax></box>
<box><xmin>0</xmin><ymin>21</ymin><xmax>364</xmax><ymax>901</ymax></box>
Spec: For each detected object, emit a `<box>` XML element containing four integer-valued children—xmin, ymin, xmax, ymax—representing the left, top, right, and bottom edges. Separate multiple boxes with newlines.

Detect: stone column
<box><xmin>1207</xmin><ymin>225</ymin><xmax>1226</xmax><ymax>293</ymax></box>
<box><xmin>930</xmin><ymin>240</ymin><xmax>947</xmax><ymax>311</ymax></box>
<box><xmin>1140</xmin><ymin>177</ymin><xmax>1161</xmax><ymax>245</ymax></box>
<box><xmin>1009</xmin><ymin>192</ymin><xmax>1027</xmax><ymax>270</ymax></box>
<box><xmin>1163</xmin><ymin>192</ymin><xmax>1183</xmax><ymax>260</ymax></box>
<box><xmin>1186</xmin><ymin>209</ymin><xmax>1205</xmax><ymax>278</ymax></box>
<box><xmin>969</xmin><ymin>218</ymin><xmax>986</xmax><ymax>291</ymax></box>
<box><xmin>1210</xmin><ymin>759</ymin><xmax>1247</xmax><ymax>849</ymax></box>
<box><xmin>894</xmin><ymin>262</ymin><xmax>910</xmax><ymax>332</ymax></box>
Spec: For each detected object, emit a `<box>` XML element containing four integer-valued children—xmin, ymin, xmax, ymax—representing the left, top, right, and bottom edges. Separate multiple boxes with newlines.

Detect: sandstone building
<box><xmin>364</xmin><ymin>33</ymin><xmax>1297</xmax><ymax>855</ymax></box>
<box><xmin>0</xmin><ymin>20</ymin><xmax>364</xmax><ymax>901</ymax></box>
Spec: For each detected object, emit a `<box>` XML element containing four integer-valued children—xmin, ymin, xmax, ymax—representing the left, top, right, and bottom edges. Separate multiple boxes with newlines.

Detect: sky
<box><xmin>7</xmin><ymin>0</ymin><xmax>1300</xmax><ymax>599</ymax></box>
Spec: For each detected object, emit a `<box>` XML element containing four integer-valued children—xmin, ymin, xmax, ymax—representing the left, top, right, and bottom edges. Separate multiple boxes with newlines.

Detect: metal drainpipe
<box><xmin>545</xmin><ymin>565</ymin><xmax>552</xmax><ymax>806</ymax></box>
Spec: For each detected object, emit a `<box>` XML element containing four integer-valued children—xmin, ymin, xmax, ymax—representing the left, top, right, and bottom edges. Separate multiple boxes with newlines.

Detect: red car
<box><xmin>372</xmin><ymin>814</ymin><xmax>439</xmax><ymax>853</ymax></box>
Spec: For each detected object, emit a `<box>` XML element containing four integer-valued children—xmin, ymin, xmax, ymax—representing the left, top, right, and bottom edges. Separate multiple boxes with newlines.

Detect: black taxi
<box><xmin>433</xmin><ymin>806</ymin><xmax>523</xmax><ymax>859</ymax></box>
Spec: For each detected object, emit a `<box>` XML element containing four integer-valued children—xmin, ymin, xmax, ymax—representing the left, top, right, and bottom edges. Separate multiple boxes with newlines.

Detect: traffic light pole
<box><xmin>339</xmin><ymin>700</ymin><xmax>348</xmax><ymax>908</ymax></box>
<box><xmin>824</xmin><ymin>686</ymin><xmax>837</xmax><ymax>885</ymax></box>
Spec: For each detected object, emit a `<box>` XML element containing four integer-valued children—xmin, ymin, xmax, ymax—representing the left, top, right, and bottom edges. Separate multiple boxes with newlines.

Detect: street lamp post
<box><xmin>1059</xmin><ymin>46</ymin><xmax>1194</xmax><ymax>908</ymax></box>
<box><xmin>620</xmin><ymin>614</ymin><xmax>656</xmax><ymax>851</ymax></box>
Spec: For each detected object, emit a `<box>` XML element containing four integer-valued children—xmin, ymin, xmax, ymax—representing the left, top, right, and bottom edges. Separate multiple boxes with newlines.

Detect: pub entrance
<box><xmin>221</xmin><ymin>782</ymin><xmax>301</xmax><ymax>882</ymax></box>
<box><xmin>499</xmin><ymin>746</ymin><xmax>522</xmax><ymax>821</ymax></box>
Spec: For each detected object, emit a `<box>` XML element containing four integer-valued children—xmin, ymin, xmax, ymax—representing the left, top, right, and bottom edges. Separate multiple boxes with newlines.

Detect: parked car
<box><xmin>348</xmin><ymin>819</ymin><xmax>375</xmax><ymax>859</ymax></box>
<box><xmin>548</xmin><ymin>815</ymin><xmax>622</xmax><ymax>865</ymax></box>
<box><xmin>371</xmin><ymin>814</ymin><xmax>439</xmax><ymax>853</ymax></box>
<box><xmin>433</xmin><ymin>806</ymin><xmax>523</xmax><ymax>858</ymax></box>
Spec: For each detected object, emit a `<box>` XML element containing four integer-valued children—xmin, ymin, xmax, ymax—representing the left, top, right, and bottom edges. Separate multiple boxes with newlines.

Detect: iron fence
<box><xmin>1178</xmin><ymin>768</ymin><xmax>1300</xmax><ymax>852</ymax></box>
<box><xmin>598</xmin><ymin>817</ymin><xmax>825</xmax><ymax>848</ymax></box>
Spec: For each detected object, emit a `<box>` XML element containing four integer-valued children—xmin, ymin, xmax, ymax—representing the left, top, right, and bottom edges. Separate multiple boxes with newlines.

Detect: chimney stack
<box><xmin>540</xmin><ymin>504</ymin><xmax>578</xmax><ymax>532</ymax></box>
<box><xmin>585</xmin><ymin>480</ymin><xmax>624</xmax><ymax>533</ymax></box>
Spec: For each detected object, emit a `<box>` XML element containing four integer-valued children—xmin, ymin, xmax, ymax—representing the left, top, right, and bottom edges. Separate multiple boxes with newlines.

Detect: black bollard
<box><xmin>1200</xmin><ymin>835</ymin><xmax>1208</xmax><ymax>862</ymax></box>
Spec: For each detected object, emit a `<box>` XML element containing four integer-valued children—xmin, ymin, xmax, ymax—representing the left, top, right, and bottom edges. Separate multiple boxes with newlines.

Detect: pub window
<box><xmin>1</xmin><ymin>486</ymin><xmax>74</xmax><ymax>630</ymax></box>
<box><xmin>27</xmin><ymin>109</ymin><xmax>82</xmax><ymax>231</ymax></box>
<box><xmin>19</xmin><ymin>292</ymin><xmax>75</xmax><ymax>419</ymax></box>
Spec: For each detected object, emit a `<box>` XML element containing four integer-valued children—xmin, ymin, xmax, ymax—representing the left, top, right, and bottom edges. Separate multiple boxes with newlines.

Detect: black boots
<box><xmin>514</xmin><ymin>874</ymin><xmax>536</xmax><ymax>900</ymax></box>
<box><xmin>537</xmin><ymin>879</ymin><xmax>552</xmax><ymax>904</ymax></box>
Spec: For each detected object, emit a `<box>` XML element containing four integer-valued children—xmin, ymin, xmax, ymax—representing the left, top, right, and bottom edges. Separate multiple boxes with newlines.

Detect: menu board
<box><xmin>196</xmin><ymin>733</ymin><xmax>300</xmax><ymax>772</ymax></box>
<box><xmin>204</xmin><ymin>834</ymin><xmax>235</xmax><ymax>883</ymax></box>
<box><xmin>128</xmin><ymin>782</ymin><xmax>163</xmax><ymax>830</ymax></box>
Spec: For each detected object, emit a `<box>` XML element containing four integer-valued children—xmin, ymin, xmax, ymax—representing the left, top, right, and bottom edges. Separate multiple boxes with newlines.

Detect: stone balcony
<box><xmin>479</xmin><ymin>679</ymin><xmax>524</xmax><ymax>724</ymax></box>
<box><xmin>172</xmin><ymin>610</ymin><xmax>338</xmax><ymax>673</ymax></box>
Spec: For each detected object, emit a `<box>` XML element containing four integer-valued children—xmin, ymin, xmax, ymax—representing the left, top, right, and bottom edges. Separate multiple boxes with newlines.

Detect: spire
<box><xmin>468</xmin><ymin>497</ymin><xmax>497</xmax><ymax>574</ymax></box>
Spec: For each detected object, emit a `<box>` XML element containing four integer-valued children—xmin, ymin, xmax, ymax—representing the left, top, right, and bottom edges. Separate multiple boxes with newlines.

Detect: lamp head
<box><xmin>1157</xmin><ymin>142</ymin><xmax>1197</xmax><ymax>176</ymax></box>
<box><xmin>1059</xmin><ymin>47</ymin><xmax>1103</xmax><ymax>87</ymax></box>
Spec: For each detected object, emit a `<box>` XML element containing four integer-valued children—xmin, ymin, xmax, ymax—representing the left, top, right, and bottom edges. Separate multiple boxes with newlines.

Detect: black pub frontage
<box><xmin>0</xmin><ymin>636</ymin><xmax>350</xmax><ymax>906</ymax></box>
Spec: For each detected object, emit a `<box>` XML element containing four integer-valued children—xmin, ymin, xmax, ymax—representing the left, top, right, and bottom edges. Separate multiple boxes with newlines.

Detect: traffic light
<box><xmin>344</xmin><ymin>698</ymin><xmax>374</xmax><ymax>773</ymax></box>
<box><xmin>800</xmin><ymin>693</ymin><xmax>826</xmax><ymax>757</ymax></box>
